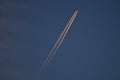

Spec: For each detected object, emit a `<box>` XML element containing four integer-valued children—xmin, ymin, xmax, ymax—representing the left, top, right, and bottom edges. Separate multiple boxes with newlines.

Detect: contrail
<box><xmin>40</xmin><ymin>10</ymin><xmax>78</xmax><ymax>73</ymax></box>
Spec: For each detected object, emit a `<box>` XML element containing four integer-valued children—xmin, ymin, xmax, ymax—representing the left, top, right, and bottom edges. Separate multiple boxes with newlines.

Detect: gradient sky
<box><xmin>0</xmin><ymin>0</ymin><xmax>120</xmax><ymax>80</ymax></box>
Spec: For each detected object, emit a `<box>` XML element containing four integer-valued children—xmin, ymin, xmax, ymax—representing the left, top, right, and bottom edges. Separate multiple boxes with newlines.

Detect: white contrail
<box><xmin>40</xmin><ymin>10</ymin><xmax>78</xmax><ymax>73</ymax></box>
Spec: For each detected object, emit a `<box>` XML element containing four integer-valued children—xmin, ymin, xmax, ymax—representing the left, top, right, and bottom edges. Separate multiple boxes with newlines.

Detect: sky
<box><xmin>0</xmin><ymin>0</ymin><xmax>120</xmax><ymax>80</ymax></box>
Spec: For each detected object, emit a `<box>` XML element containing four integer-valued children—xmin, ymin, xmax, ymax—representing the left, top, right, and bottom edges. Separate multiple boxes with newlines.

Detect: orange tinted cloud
<box><xmin>0</xmin><ymin>18</ymin><xmax>31</xmax><ymax>33</ymax></box>
<box><xmin>0</xmin><ymin>0</ymin><xmax>32</xmax><ymax>15</ymax></box>
<box><xmin>0</xmin><ymin>65</ymin><xmax>33</xmax><ymax>80</ymax></box>
<box><xmin>0</xmin><ymin>1</ymin><xmax>34</xmax><ymax>79</ymax></box>
<box><xmin>2</xmin><ymin>0</ymin><xmax>29</xmax><ymax>9</ymax></box>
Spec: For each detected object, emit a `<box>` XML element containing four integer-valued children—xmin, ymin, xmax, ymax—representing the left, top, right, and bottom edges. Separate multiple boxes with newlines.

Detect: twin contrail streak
<box><xmin>40</xmin><ymin>10</ymin><xmax>78</xmax><ymax>73</ymax></box>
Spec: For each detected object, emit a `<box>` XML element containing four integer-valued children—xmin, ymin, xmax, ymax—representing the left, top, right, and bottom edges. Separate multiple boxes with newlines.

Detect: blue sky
<box><xmin>0</xmin><ymin>0</ymin><xmax>120</xmax><ymax>80</ymax></box>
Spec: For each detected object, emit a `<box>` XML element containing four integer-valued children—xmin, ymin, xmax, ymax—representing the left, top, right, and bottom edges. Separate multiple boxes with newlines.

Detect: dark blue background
<box><xmin>0</xmin><ymin>0</ymin><xmax>120</xmax><ymax>80</ymax></box>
